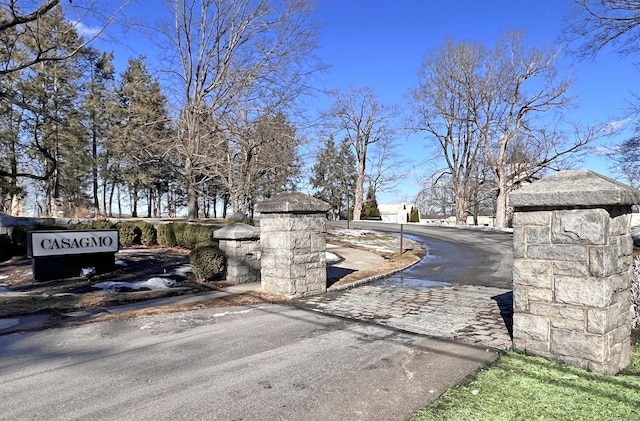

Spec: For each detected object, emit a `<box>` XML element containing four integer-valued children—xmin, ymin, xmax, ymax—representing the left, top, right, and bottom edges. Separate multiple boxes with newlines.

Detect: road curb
<box><xmin>327</xmin><ymin>255</ymin><xmax>422</xmax><ymax>292</ymax></box>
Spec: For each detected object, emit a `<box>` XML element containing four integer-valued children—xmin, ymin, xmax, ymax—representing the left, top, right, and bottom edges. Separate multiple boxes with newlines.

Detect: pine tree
<box><xmin>310</xmin><ymin>136</ymin><xmax>356</xmax><ymax>219</ymax></box>
<box><xmin>361</xmin><ymin>186</ymin><xmax>381</xmax><ymax>219</ymax></box>
<box><xmin>82</xmin><ymin>49</ymin><xmax>116</xmax><ymax>217</ymax></box>
<box><xmin>20</xmin><ymin>6</ymin><xmax>89</xmax><ymax>216</ymax></box>
<box><xmin>113</xmin><ymin>56</ymin><xmax>171</xmax><ymax>217</ymax></box>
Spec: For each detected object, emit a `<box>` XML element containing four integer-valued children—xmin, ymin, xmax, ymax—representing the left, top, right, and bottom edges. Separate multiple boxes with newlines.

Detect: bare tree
<box><xmin>409</xmin><ymin>39</ymin><xmax>485</xmax><ymax>224</ymax></box>
<box><xmin>412</xmin><ymin>33</ymin><xmax>599</xmax><ymax>227</ymax></box>
<box><xmin>414</xmin><ymin>171</ymin><xmax>456</xmax><ymax>220</ymax></box>
<box><xmin>475</xmin><ymin>33</ymin><xmax>598</xmax><ymax>227</ymax></box>
<box><xmin>365</xmin><ymin>136</ymin><xmax>411</xmax><ymax>201</ymax></box>
<box><xmin>159</xmin><ymin>0</ymin><xmax>322</xmax><ymax>219</ymax></box>
<box><xmin>325</xmin><ymin>86</ymin><xmax>399</xmax><ymax>221</ymax></box>
<box><xmin>564</xmin><ymin>0</ymin><xmax>640</xmax><ymax>58</ymax></box>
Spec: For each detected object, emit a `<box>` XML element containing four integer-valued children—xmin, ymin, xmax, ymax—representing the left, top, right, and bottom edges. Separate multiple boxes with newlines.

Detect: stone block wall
<box><xmin>256</xmin><ymin>192</ymin><xmax>329</xmax><ymax>298</ymax></box>
<box><xmin>511</xmin><ymin>170</ymin><xmax>640</xmax><ymax>375</ymax></box>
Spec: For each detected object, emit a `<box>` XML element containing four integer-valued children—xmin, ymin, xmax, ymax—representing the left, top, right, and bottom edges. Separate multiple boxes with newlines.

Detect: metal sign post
<box><xmin>397</xmin><ymin>206</ymin><xmax>407</xmax><ymax>254</ymax></box>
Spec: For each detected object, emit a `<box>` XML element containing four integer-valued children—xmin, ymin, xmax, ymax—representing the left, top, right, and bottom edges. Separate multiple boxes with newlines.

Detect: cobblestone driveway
<box><xmin>296</xmin><ymin>277</ymin><xmax>513</xmax><ymax>350</ymax></box>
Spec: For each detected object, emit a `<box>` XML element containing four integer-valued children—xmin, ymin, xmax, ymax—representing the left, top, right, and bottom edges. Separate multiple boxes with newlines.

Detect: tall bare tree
<box><xmin>412</xmin><ymin>33</ymin><xmax>598</xmax><ymax>227</ymax></box>
<box><xmin>476</xmin><ymin>33</ymin><xmax>597</xmax><ymax>227</ymax></box>
<box><xmin>410</xmin><ymin>39</ymin><xmax>485</xmax><ymax>224</ymax></box>
<box><xmin>159</xmin><ymin>0</ymin><xmax>322</xmax><ymax>219</ymax></box>
<box><xmin>325</xmin><ymin>86</ymin><xmax>399</xmax><ymax>221</ymax></box>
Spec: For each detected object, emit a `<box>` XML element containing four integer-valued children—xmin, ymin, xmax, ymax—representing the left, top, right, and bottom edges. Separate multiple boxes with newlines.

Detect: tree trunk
<box><xmin>116</xmin><ymin>184</ymin><xmax>122</xmax><ymax>218</ymax></box>
<box><xmin>353</xmin><ymin>159</ymin><xmax>365</xmax><ymax>221</ymax></box>
<box><xmin>454</xmin><ymin>187</ymin><xmax>468</xmax><ymax>225</ymax></box>
<box><xmin>91</xmin><ymin>128</ymin><xmax>100</xmax><ymax>217</ymax></box>
<box><xmin>494</xmin><ymin>174</ymin><xmax>508</xmax><ymax>228</ymax></box>
<box><xmin>131</xmin><ymin>187</ymin><xmax>138</xmax><ymax>218</ymax></box>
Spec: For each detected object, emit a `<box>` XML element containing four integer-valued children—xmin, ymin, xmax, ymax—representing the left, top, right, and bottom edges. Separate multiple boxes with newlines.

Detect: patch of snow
<box><xmin>212</xmin><ymin>308</ymin><xmax>256</xmax><ymax>318</ymax></box>
<box><xmin>328</xmin><ymin>228</ymin><xmax>376</xmax><ymax>237</ymax></box>
<box><xmin>0</xmin><ymin>275</ymin><xmax>8</xmax><ymax>280</ymax></box>
<box><xmin>174</xmin><ymin>265</ymin><xmax>192</xmax><ymax>276</ymax></box>
<box><xmin>115</xmin><ymin>260</ymin><xmax>128</xmax><ymax>266</ymax></box>
<box><xmin>93</xmin><ymin>277</ymin><xmax>176</xmax><ymax>292</ymax></box>
<box><xmin>81</xmin><ymin>267</ymin><xmax>96</xmax><ymax>277</ymax></box>
<box><xmin>364</xmin><ymin>245</ymin><xmax>396</xmax><ymax>254</ymax></box>
<box><xmin>326</xmin><ymin>252</ymin><xmax>341</xmax><ymax>265</ymax></box>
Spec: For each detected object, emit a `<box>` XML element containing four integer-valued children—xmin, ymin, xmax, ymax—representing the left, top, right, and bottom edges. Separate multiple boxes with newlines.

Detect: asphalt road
<box><xmin>337</xmin><ymin>221</ymin><xmax>514</xmax><ymax>289</ymax></box>
<box><xmin>0</xmin><ymin>305</ymin><xmax>496</xmax><ymax>421</ymax></box>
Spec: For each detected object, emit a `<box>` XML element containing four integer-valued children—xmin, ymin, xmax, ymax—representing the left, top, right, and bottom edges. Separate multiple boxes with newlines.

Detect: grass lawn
<box><xmin>411</xmin><ymin>335</ymin><xmax>640</xmax><ymax>421</ymax></box>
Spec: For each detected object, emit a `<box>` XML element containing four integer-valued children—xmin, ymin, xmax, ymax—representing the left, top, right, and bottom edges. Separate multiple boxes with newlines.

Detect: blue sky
<box><xmin>95</xmin><ymin>0</ymin><xmax>639</xmax><ymax>205</ymax></box>
<box><xmin>308</xmin><ymin>0</ymin><xmax>639</xmax><ymax>203</ymax></box>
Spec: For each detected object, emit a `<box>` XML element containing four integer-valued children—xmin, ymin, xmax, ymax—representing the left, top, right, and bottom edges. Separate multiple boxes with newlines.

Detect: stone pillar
<box><xmin>510</xmin><ymin>170</ymin><xmax>640</xmax><ymax>374</ymax></box>
<box><xmin>255</xmin><ymin>192</ymin><xmax>330</xmax><ymax>298</ymax></box>
<box><xmin>213</xmin><ymin>221</ymin><xmax>261</xmax><ymax>285</ymax></box>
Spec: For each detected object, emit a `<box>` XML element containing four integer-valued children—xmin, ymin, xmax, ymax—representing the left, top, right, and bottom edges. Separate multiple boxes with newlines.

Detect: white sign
<box><xmin>28</xmin><ymin>230</ymin><xmax>119</xmax><ymax>257</ymax></box>
<box><xmin>397</xmin><ymin>209</ymin><xmax>408</xmax><ymax>225</ymax></box>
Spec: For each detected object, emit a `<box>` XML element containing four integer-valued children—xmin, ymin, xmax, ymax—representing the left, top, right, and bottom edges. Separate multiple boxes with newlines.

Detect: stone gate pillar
<box><xmin>213</xmin><ymin>216</ymin><xmax>261</xmax><ymax>285</ymax></box>
<box><xmin>255</xmin><ymin>192</ymin><xmax>330</xmax><ymax>298</ymax></box>
<box><xmin>510</xmin><ymin>170</ymin><xmax>640</xmax><ymax>374</ymax></box>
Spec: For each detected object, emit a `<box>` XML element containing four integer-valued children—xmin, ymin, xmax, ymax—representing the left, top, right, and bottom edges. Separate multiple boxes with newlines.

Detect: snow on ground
<box><xmin>93</xmin><ymin>277</ymin><xmax>176</xmax><ymax>293</ymax></box>
<box><xmin>328</xmin><ymin>228</ymin><xmax>400</xmax><ymax>254</ymax></box>
<box><xmin>174</xmin><ymin>265</ymin><xmax>192</xmax><ymax>276</ymax></box>
<box><xmin>92</xmin><ymin>263</ymin><xmax>192</xmax><ymax>293</ymax></box>
<box><xmin>328</xmin><ymin>228</ymin><xmax>378</xmax><ymax>237</ymax></box>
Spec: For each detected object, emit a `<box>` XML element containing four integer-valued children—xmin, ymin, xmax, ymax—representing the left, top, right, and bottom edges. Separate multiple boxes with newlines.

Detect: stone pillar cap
<box><xmin>213</xmin><ymin>223</ymin><xmax>260</xmax><ymax>240</ymax></box>
<box><xmin>255</xmin><ymin>192</ymin><xmax>330</xmax><ymax>214</ymax></box>
<box><xmin>510</xmin><ymin>170</ymin><xmax>640</xmax><ymax>208</ymax></box>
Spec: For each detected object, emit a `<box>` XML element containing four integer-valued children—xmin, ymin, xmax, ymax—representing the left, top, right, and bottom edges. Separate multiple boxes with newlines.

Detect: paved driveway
<box><xmin>0</xmin><ymin>305</ymin><xmax>497</xmax><ymax>421</ymax></box>
<box><xmin>298</xmin><ymin>223</ymin><xmax>514</xmax><ymax>350</ymax></box>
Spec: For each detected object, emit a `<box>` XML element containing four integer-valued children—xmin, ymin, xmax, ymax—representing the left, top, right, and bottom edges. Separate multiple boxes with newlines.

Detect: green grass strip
<box><xmin>412</xmin><ymin>347</ymin><xmax>640</xmax><ymax>421</ymax></box>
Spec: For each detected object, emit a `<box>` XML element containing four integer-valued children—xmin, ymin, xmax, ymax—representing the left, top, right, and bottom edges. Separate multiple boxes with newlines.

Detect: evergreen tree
<box><xmin>409</xmin><ymin>206</ymin><xmax>420</xmax><ymax>222</ymax></box>
<box><xmin>361</xmin><ymin>186</ymin><xmax>381</xmax><ymax>219</ymax></box>
<box><xmin>20</xmin><ymin>6</ymin><xmax>89</xmax><ymax>216</ymax></box>
<box><xmin>113</xmin><ymin>56</ymin><xmax>171</xmax><ymax>217</ymax></box>
<box><xmin>82</xmin><ymin>49</ymin><xmax>116</xmax><ymax>217</ymax></box>
<box><xmin>310</xmin><ymin>136</ymin><xmax>356</xmax><ymax>219</ymax></box>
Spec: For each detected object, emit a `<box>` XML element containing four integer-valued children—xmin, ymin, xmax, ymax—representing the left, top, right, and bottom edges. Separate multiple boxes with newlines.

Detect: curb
<box><xmin>327</xmin><ymin>255</ymin><xmax>422</xmax><ymax>292</ymax></box>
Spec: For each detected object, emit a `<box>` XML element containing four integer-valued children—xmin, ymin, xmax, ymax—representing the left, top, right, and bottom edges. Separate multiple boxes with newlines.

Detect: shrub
<box><xmin>189</xmin><ymin>245</ymin><xmax>226</xmax><ymax>282</ymax></box>
<box><xmin>72</xmin><ymin>219</ymin><xmax>116</xmax><ymax>230</ymax></box>
<box><xmin>137</xmin><ymin>221</ymin><xmax>156</xmax><ymax>246</ymax></box>
<box><xmin>156</xmin><ymin>223</ymin><xmax>177</xmax><ymax>247</ymax></box>
<box><xmin>225</xmin><ymin>215</ymin><xmax>254</xmax><ymax>225</ymax></box>
<box><xmin>115</xmin><ymin>221</ymin><xmax>157</xmax><ymax>247</ymax></box>
<box><xmin>172</xmin><ymin>222</ymin><xmax>216</xmax><ymax>249</ymax></box>
<box><xmin>116</xmin><ymin>221</ymin><xmax>140</xmax><ymax>247</ymax></box>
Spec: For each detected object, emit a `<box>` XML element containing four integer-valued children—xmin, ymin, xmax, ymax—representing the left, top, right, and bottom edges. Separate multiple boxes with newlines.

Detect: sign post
<box><xmin>397</xmin><ymin>206</ymin><xmax>407</xmax><ymax>254</ymax></box>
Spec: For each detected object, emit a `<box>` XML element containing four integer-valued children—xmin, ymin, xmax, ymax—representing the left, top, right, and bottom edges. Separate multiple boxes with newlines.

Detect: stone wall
<box><xmin>256</xmin><ymin>192</ymin><xmax>329</xmax><ymax>298</ymax></box>
<box><xmin>510</xmin><ymin>170</ymin><xmax>640</xmax><ymax>375</ymax></box>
